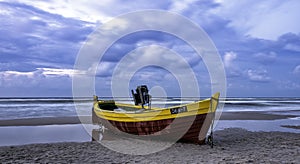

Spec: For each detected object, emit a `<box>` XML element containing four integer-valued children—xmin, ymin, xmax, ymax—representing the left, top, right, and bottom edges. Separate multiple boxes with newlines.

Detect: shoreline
<box><xmin>0</xmin><ymin>111</ymin><xmax>298</xmax><ymax>126</ymax></box>
<box><xmin>0</xmin><ymin>128</ymin><xmax>299</xmax><ymax>163</ymax></box>
<box><xmin>0</xmin><ymin>116</ymin><xmax>92</xmax><ymax>126</ymax></box>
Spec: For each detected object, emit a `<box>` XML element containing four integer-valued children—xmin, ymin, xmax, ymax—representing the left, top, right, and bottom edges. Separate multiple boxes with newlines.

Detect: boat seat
<box><xmin>98</xmin><ymin>100</ymin><xmax>118</xmax><ymax>111</ymax></box>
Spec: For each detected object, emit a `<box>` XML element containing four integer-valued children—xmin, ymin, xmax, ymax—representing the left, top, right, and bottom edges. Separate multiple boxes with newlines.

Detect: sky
<box><xmin>0</xmin><ymin>0</ymin><xmax>300</xmax><ymax>97</ymax></box>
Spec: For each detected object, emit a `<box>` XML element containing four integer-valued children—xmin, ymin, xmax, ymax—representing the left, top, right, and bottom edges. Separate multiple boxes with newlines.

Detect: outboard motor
<box><xmin>131</xmin><ymin>85</ymin><xmax>151</xmax><ymax>108</ymax></box>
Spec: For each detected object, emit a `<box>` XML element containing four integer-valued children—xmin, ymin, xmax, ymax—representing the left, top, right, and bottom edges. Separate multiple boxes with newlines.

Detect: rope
<box><xmin>209</xmin><ymin>96</ymin><xmax>218</xmax><ymax>148</ymax></box>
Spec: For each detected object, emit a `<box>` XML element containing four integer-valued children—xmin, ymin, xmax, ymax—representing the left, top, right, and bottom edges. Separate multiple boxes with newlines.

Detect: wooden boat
<box><xmin>92</xmin><ymin>85</ymin><xmax>220</xmax><ymax>144</ymax></box>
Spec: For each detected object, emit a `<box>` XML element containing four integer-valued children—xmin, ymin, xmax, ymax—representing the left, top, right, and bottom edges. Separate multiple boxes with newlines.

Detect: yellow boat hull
<box><xmin>93</xmin><ymin>92</ymin><xmax>220</xmax><ymax>144</ymax></box>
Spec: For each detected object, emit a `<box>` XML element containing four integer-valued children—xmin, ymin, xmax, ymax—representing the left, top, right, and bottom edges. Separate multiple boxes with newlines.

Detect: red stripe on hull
<box><xmin>95</xmin><ymin>113</ymin><xmax>213</xmax><ymax>144</ymax></box>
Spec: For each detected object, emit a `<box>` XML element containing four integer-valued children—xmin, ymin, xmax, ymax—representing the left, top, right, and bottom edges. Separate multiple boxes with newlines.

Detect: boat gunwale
<box><xmin>93</xmin><ymin>98</ymin><xmax>212</xmax><ymax>122</ymax></box>
<box><xmin>94</xmin><ymin>98</ymin><xmax>211</xmax><ymax>114</ymax></box>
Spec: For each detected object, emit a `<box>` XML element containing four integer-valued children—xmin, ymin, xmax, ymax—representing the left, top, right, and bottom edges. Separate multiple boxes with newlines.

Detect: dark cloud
<box><xmin>101</xmin><ymin>31</ymin><xmax>198</xmax><ymax>66</ymax></box>
<box><xmin>0</xmin><ymin>1</ymin><xmax>94</xmax><ymax>72</ymax></box>
<box><xmin>96</xmin><ymin>31</ymin><xmax>171</xmax><ymax>63</ymax></box>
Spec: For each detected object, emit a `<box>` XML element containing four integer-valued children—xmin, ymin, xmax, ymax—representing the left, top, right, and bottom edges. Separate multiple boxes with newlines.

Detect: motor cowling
<box><xmin>131</xmin><ymin>85</ymin><xmax>151</xmax><ymax>108</ymax></box>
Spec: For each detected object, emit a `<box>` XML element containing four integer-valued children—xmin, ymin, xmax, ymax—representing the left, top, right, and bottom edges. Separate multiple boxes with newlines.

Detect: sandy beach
<box><xmin>0</xmin><ymin>128</ymin><xmax>299</xmax><ymax>163</ymax></box>
<box><xmin>0</xmin><ymin>110</ymin><xmax>299</xmax><ymax>163</ymax></box>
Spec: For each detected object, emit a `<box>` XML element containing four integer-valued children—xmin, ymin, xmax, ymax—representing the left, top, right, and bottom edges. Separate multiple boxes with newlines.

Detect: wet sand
<box><xmin>281</xmin><ymin>125</ymin><xmax>300</xmax><ymax>130</ymax></box>
<box><xmin>0</xmin><ymin>128</ymin><xmax>299</xmax><ymax>163</ymax></box>
<box><xmin>219</xmin><ymin>111</ymin><xmax>298</xmax><ymax>120</ymax></box>
<box><xmin>0</xmin><ymin>116</ymin><xmax>91</xmax><ymax>126</ymax></box>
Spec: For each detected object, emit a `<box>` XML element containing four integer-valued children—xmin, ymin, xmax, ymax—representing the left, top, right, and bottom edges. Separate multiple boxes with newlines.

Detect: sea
<box><xmin>1</xmin><ymin>97</ymin><xmax>300</xmax><ymax>120</ymax></box>
<box><xmin>0</xmin><ymin>97</ymin><xmax>299</xmax><ymax>146</ymax></box>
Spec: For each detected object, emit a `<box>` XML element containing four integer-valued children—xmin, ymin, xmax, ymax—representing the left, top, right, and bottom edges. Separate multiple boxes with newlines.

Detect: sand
<box><xmin>0</xmin><ymin>111</ymin><xmax>299</xmax><ymax>163</ymax></box>
<box><xmin>0</xmin><ymin>128</ymin><xmax>299</xmax><ymax>163</ymax></box>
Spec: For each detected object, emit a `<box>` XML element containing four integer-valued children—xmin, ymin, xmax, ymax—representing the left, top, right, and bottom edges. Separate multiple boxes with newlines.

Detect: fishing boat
<box><xmin>92</xmin><ymin>85</ymin><xmax>220</xmax><ymax>145</ymax></box>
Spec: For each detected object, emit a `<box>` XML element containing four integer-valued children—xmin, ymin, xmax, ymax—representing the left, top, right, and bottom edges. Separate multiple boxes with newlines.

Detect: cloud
<box><xmin>212</xmin><ymin>0</ymin><xmax>300</xmax><ymax>40</ymax></box>
<box><xmin>253</xmin><ymin>51</ymin><xmax>277</xmax><ymax>64</ymax></box>
<box><xmin>247</xmin><ymin>69</ymin><xmax>270</xmax><ymax>82</ymax></box>
<box><xmin>0</xmin><ymin>1</ymin><xmax>93</xmax><ymax>72</ymax></box>
<box><xmin>224</xmin><ymin>51</ymin><xmax>236</xmax><ymax>67</ymax></box>
<box><xmin>277</xmin><ymin>80</ymin><xmax>300</xmax><ymax>91</ymax></box>
<box><xmin>87</xmin><ymin>62</ymin><xmax>116</xmax><ymax>77</ymax></box>
<box><xmin>101</xmin><ymin>31</ymin><xmax>174</xmax><ymax>62</ymax></box>
<box><xmin>278</xmin><ymin>33</ymin><xmax>300</xmax><ymax>42</ymax></box>
<box><xmin>0</xmin><ymin>0</ymin><xmax>300</xmax><ymax>96</ymax></box>
<box><xmin>284</xmin><ymin>44</ymin><xmax>300</xmax><ymax>52</ymax></box>
<box><xmin>0</xmin><ymin>68</ymin><xmax>86</xmax><ymax>96</ymax></box>
<box><xmin>0</xmin><ymin>68</ymin><xmax>82</xmax><ymax>84</ymax></box>
<box><xmin>111</xmin><ymin>45</ymin><xmax>199</xmax><ymax>87</ymax></box>
<box><xmin>169</xmin><ymin>0</ymin><xmax>198</xmax><ymax>13</ymax></box>
<box><xmin>223</xmin><ymin>51</ymin><xmax>241</xmax><ymax>77</ymax></box>
<box><xmin>127</xmin><ymin>45</ymin><xmax>191</xmax><ymax>71</ymax></box>
<box><xmin>293</xmin><ymin>65</ymin><xmax>300</xmax><ymax>75</ymax></box>
<box><xmin>278</xmin><ymin>33</ymin><xmax>300</xmax><ymax>52</ymax></box>
<box><xmin>10</xmin><ymin>0</ymin><xmax>172</xmax><ymax>23</ymax></box>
